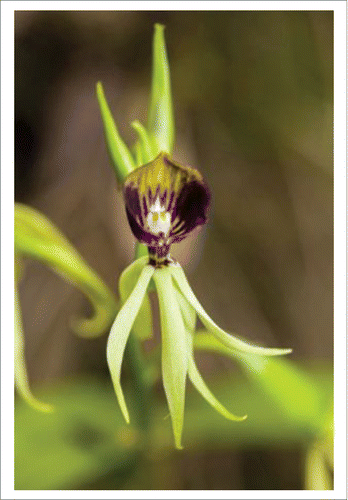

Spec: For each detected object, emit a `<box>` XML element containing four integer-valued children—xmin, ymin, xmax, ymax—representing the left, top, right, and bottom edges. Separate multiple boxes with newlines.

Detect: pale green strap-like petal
<box><xmin>173</xmin><ymin>282</ymin><xmax>196</xmax><ymax>332</ymax></box>
<box><xmin>106</xmin><ymin>265</ymin><xmax>155</xmax><ymax>423</ymax></box>
<box><xmin>174</xmin><ymin>288</ymin><xmax>247</xmax><ymax>422</ymax></box>
<box><xmin>187</xmin><ymin>354</ymin><xmax>247</xmax><ymax>422</ymax></box>
<box><xmin>131</xmin><ymin>121</ymin><xmax>158</xmax><ymax>165</ymax></box>
<box><xmin>15</xmin><ymin>286</ymin><xmax>54</xmax><ymax>413</ymax></box>
<box><xmin>153</xmin><ymin>268</ymin><xmax>188</xmax><ymax>449</ymax></box>
<box><xmin>170</xmin><ymin>265</ymin><xmax>292</xmax><ymax>356</ymax></box>
<box><xmin>119</xmin><ymin>256</ymin><xmax>153</xmax><ymax>340</ymax></box>
<box><xmin>96</xmin><ymin>81</ymin><xmax>135</xmax><ymax>183</ymax></box>
<box><xmin>148</xmin><ymin>24</ymin><xmax>174</xmax><ymax>154</ymax></box>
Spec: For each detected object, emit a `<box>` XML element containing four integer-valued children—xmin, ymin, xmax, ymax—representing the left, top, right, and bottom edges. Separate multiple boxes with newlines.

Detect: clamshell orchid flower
<box><xmin>106</xmin><ymin>152</ymin><xmax>292</xmax><ymax>449</ymax></box>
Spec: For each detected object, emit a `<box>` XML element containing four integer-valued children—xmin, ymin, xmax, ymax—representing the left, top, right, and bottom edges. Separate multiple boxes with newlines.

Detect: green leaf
<box><xmin>107</xmin><ymin>264</ymin><xmax>155</xmax><ymax>423</ymax></box>
<box><xmin>148</xmin><ymin>24</ymin><xmax>174</xmax><ymax>154</ymax></box>
<box><xmin>15</xmin><ymin>285</ymin><xmax>54</xmax><ymax>413</ymax></box>
<box><xmin>119</xmin><ymin>256</ymin><xmax>153</xmax><ymax>341</ymax></box>
<box><xmin>131</xmin><ymin>120</ymin><xmax>158</xmax><ymax>165</ymax></box>
<box><xmin>15</xmin><ymin>204</ymin><xmax>118</xmax><ymax>338</ymax></box>
<box><xmin>96</xmin><ymin>81</ymin><xmax>135</xmax><ymax>183</ymax></box>
<box><xmin>15</xmin><ymin>377</ymin><xmax>140</xmax><ymax>490</ymax></box>
<box><xmin>153</xmin><ymin>268</ymin><xmax>188</xmax><ymax>449</ymax></box>
<box><xmin>170</xmin><ymin>264</ymin><xmax>292</xmax><ymax>356</ymax></box>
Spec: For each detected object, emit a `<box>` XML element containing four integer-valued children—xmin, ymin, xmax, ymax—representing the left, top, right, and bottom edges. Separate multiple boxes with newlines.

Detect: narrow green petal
<box><xmin>195</xmin><ymin>331</ymin><xmax>326</xmax><ymax>431</ymax></box>
<box><xmin>131</xmin><ymin>120</ymin><xmax>158</xmax><ymax>165</ymax></box>
<box><xmin>175</xmin><ymin>289</ymin><xmax>247</xmax><ymax>422</ymax></box>
<box><xmin>106</xmin><ymin>265</ymin><xmax>155</xmax><ymax>423</ymax></box>
<box><xmin>15</xmin><ymin>204</ymin><xmax>118</xmax><ymax>338</ymax></box>
<box><xmin>148</xmin><ymin>24</ymin><xmax>174</xmax><ymax>154</ymax></box>
<box><xmin>119</xmin><ymin>256</ymin><xmax>153</xmax><ymax>340</ymax></box>
<box><xmin>153</xmin><ymin>268</ymin><xmax>188</xmax><ymax>449</ymax></box>
<box><xmin>173</xmin><ymin>283</ymin><xmax>196</xmax><ymax>332</ymax></box>
<box><xmin>187</xmin><ymin>353</ymin><xmax>247</xmax><ymax>422</ymax></box>
<box><xmin>170</xmin><ymin>265</ymin><xmax>292</xmax><ymax>356</ymax></box>
<box><xmin>96</xmin><ymin>81</ymin><xmax>135</xmax><ymax>183</ymax></box>
<box><xmin>15</xmin><ymin>286</ymin><xmax>54</xmax><ymax>413</ymax></box>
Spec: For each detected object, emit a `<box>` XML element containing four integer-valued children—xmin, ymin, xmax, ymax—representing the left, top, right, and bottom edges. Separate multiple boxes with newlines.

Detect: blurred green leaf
<box><xmin>148</xmin><ymin>24</ymin><xmax>174</xmax><ymax>154</ymax></box>
<box><xmin>15</xmin><ymin>282</ymin><xmax>54</xmax><ymax>413</ymax></box>
<box><xmin>96</xmin><ymin>81</ymin><xmax>135</xmax><ymax>183</ymax></box>
<box><xmin>15</xmin><ymin>377</ymin><xmax>141</xmax><ymax>490</ymax></box>
<box><xmin>15</xmin><ymin>362</ymin><xmax>332</xmax><ymax>488</ymax></box>
<box><xmin>181</xmin><ymin>361</ymin><xmax>333</xmax><ymax>450</ymax></box>
<box><xmin>15</xmin><ymin>203</ymin><xmax>118</xmax><ymax>338</ymax></box>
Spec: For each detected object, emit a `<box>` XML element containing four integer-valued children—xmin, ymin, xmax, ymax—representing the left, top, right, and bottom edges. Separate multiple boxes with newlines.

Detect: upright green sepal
<box><xmin>96</xmin><ymin>81</ymin><xmax>135</xmax><ymax>183</ymax></box>
<box><xmin>148</xmin><ymin>24</ymin><xmax>174</xmax><ymax>155</ymax></box>
<box><xmin>131</xmin><ymin>121</ymin><xmax>158</xmax><ymax>165</ymax></box>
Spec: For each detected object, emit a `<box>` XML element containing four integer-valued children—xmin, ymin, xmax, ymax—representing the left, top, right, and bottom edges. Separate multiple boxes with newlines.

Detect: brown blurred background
<box><xmin>15</xmin><ymin>10</ymin><xmax>333</xmax><ymax>489</ymax></box>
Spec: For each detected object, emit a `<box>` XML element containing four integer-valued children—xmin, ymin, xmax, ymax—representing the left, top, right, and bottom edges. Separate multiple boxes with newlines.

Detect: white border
<box><xmin>2</xmin><ymin>1</ymin><xmax>346</xmax><ymax>499</ymax></box>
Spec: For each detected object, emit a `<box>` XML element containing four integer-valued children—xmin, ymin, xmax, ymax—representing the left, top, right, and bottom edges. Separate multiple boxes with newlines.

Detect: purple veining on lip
<box><xmin>123</xmin><ymin>152</ymin><xmax>210</xmax><ymax>262</ymax></box>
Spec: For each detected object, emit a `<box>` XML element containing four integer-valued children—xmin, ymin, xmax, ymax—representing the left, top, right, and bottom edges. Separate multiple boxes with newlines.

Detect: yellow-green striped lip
<box><xmin>123</xmin><ymin>152</ymin><xmax>210</xmax><ymax>263</ymax></box>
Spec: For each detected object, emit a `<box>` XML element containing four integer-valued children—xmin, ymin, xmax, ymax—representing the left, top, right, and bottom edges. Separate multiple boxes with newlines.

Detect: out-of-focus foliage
<box><xmin>15</xmin><ymin>10</ymin><xmax>333</xmax><ymax>490</ymax></box>
<box><xmin>15</xmin><ymin>361</ymin><xmax>332</xmax><ymax>490</ymax></box>
<box><xmin>15</xmin><ymin>203</ymin><xmax>118</xmax><ymax>411</ymax></box>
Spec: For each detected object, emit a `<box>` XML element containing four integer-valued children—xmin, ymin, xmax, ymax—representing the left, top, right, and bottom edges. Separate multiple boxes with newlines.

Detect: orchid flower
<box><xmin>106</xmin><ymin>152</ymin><xmax>292</xmax><ymax>449</ymax></box>
<box><xmin>96</xmin><ymin>23</ymin><xmax>292</xmax><ymax>448</ymax></box>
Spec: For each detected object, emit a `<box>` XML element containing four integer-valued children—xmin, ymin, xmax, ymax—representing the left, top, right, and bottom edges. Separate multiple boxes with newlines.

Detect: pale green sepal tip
<box><xmin>96</xmin><ymin>81</ymin><xmax>135</xmax><ymax>182</ymax></box>
<box><xmin>153</xmin><ymin>268</ymin><xmax>188</xmax><ymax>450</ymax></box>
<box><xmin>106</xmin><ymin>264</ymin><xmax>155</xmax><ymax>423</ymax></box>
<box><xmin>185</xmin><ymin>320</ymin><xmax>246</xmax><ymax>422</ymax></box>
<box><xmin>170</xmin><ymin>265</ymin><xmax>292</xmax><ymax>357</ymax></box>
<box><xmin>187</xmin><ymin>354</ymin><xmax>247</xmax><ymax>422</ymax></box>
<box><xmin>15</xmin><ymin>287</ymin><xmax>54</xmax><ymax>413</ymax></box>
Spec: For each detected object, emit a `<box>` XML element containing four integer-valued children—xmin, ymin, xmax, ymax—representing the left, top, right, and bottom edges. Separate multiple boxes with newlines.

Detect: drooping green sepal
<box><xmin>153</xmin><ymin>267</ymin><xmax>188</xmax><ymax>449</ymax></box>
<box><xmin>118</xmin><ymin>256</ymin><xmax>153</xmax><ymax>340</ymax></box>
<box><xmin>107</xmin><ymin>264</ymin><xmax>155</xmax><ymax>423</ymax></box>
<box><xmin>175</xmin><ymin>286</ymin><xmax>246</xmax><ymax>422</ymax></box>
<box><xmin>170</xmin><ymin>264</ymin><xmax>292</xmax><ymax>357</ymax></box>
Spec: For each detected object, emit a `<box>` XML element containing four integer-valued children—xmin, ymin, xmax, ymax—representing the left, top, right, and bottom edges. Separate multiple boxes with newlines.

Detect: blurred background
<box><xmin>15</xmin><ymin>10</ymin><xmax>333</xmax><ymax>490</ymax></box>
